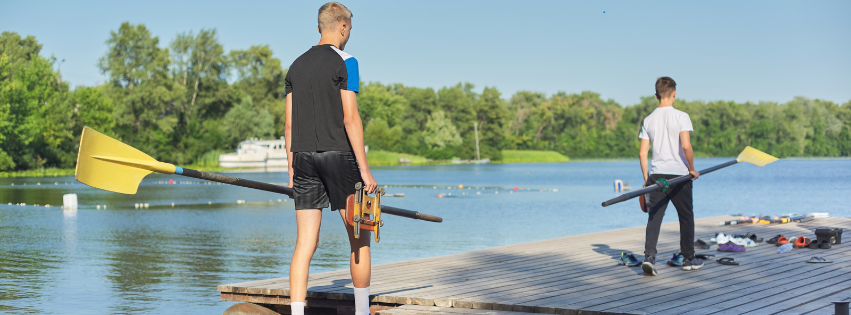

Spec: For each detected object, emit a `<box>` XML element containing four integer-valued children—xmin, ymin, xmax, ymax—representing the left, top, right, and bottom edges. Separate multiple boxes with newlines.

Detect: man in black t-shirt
<box><xmin>284</xmin><ymin>3</ymin><xmax>377</xmax><ymax>315</ymax></box>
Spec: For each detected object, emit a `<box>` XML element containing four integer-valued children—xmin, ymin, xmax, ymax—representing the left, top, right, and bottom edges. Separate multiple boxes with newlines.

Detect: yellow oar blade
<box><xmin>737</xmin><ymin>146</ymin><xmax>779</xmax><ymax>167</ymax></box>
<box><xmin>75</xmin><ymin>127</ymin><xmax>176</xmax><ymax>194</ymax></box>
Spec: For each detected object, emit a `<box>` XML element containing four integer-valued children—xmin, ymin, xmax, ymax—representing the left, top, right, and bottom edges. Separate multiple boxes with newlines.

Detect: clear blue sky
<box><xmin>2</xmin><ymin>0</ymin><xmax>849</xmax><ymax>106</ymax></box>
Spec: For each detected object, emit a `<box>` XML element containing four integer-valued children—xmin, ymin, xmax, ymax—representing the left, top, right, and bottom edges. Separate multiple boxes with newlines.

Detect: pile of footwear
<box><xmin>767</xmin><ymin>227</ymin><xmax>843</xmax><ymax>250</ymax></box>
<box><xmin>709</xmin><ymin>232</ymin><xmax>761</xmax><ymax>252</ymax></box>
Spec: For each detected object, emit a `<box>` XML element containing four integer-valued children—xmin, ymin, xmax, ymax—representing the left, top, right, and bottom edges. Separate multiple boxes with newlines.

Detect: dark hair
<box><xmin>655</xmin><ymin>77</ymin><xmax>676</xmax><ymax>98</ymax></box>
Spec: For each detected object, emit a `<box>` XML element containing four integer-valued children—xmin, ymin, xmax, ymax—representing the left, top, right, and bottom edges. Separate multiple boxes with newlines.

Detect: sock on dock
<box><xmin>291</xmin><ymin>302</ymin><xmax>305</xmax><ymax>315</ymax></box>
<box><xmin>354</xmin><ymin>286</ymin><xmax>370</xmax><ymax>315</ymax></box>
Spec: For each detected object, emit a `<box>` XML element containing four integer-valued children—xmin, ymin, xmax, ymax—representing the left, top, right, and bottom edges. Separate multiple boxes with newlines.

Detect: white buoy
<box><xmin>63</xmin><ymin>193</ymin><xmax>78</xmax><ymax>210</ymax></box>
<box><xmin>143</xmin><ymin>203</ymin><xmax>149</xmax><ymax>208</ymax></box>
<box><xmin>614</xmin><ymin>179</ymin><xmax>624</xmax><ymax>193</ymax></box>
<box><xmin>171</xmin><ymin>202</ymin><xmax>175</xmax><ymax>207</ymax></box>
<box><xmin>96</xmin><ymin>205</ymin><xmax>101</xmax><ymax>209</ymax></box>
<box><xmin>45</xmin><ymin>204</ymin><xmax>51</xmax><ymax>207</ymax></box>
<box><xmin>134</xmin><ymin>203</ymin><xmax>139</xmax><ymax>209</ymax></box>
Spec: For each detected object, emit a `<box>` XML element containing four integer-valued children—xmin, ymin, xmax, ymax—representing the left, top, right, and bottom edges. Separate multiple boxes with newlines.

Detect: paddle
<box><xmin>75</xmin><ymin>127</ymin><xmax>443</xmax><ymax>223</ymax></box>
<box><xmin>601</xmin><ymin>146</ymin><xmax>778</xmax><ymax>207</ymax></box>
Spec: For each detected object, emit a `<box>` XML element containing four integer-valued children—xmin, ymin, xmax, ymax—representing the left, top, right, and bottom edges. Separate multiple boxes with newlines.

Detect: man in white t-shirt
<box><xmin>638</xmin><ymin>77</ymin><xmax>702</xmax><ymax>276</ymax></box>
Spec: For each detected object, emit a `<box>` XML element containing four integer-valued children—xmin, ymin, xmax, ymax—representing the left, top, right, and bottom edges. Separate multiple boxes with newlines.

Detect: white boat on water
<box><xmin>219</xmin><ymin>138</ymin><xmax>288</xmax><ymax>168</ymax></box>
<box><xmin>218</xmin><ymin>138</ymin><xmax>369</xmax><ymax>168</ymax></box>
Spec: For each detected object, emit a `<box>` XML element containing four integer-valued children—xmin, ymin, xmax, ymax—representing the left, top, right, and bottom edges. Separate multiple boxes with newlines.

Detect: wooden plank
<box><xmin>215</xmin><ymin>216</ymin><xmax>850</xmax><ymax>315</ymax></box>
<box><xmin>373</xmin><ymin>215</ymin><xmax>746</xmax><ymax>304</ymax></box>
<box><xmin>723</xmin><ymin>281</ymin><xmax>851</xmax><ymax>314</ymax></box>
<box><xmin>376</xmin><ymin>304</ymin><xmax>548</xmax><ymax>315</ymax></box>
<box><xmin>644</xmin><ymin>252</ymin><xmax>851</xmax><ymax>314</ymax></box>
<box><xmin>603</xmin><ymin>248</ymin><xmax>851</xmax><ymax>314</ymax></box>
<box><xmin>493</xmin><ymin>221</ymin><xmax>815</xmax><ymax>309</ymax></box>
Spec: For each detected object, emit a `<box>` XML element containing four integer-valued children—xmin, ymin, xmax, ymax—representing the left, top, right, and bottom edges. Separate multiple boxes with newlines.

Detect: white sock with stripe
<box><xmin>354</xmin><ymin>286</ymin><xmax>370</xmax><ymax>315</ymax></box>
<box><xmin>291</xmin><ymin>302</ymin><xmax>305</xmax><ymax>315</ymax></box>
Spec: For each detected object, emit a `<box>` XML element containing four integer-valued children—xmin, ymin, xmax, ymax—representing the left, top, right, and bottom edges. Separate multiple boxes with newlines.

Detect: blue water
<box><xmin>0</xmin><ymin>159</ymin><xmax>849</xmax><ymax>314</ymax></box>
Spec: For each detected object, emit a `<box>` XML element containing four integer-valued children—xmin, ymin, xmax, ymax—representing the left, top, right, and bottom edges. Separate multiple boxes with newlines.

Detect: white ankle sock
<box><xmin>291</xmin><ymin>302</ymin><xmax>305</xmax><ymax>315</ymax></box>
<box><xmin>353</xmin><ymin>286</ymin><xmax>370</xmax><ymax>315</ymax></box>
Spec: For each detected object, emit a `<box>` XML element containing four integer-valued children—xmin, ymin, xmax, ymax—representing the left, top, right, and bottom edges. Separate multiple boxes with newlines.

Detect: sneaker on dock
<box><xmin>642</xmin><ymin>256</ymin><xmax>657</xmax><ymax>276</ymax></box>
<box><xmin>682</xmin><ymin>257</ymin><xmax>704</xmax><ymax>271</ymax></box>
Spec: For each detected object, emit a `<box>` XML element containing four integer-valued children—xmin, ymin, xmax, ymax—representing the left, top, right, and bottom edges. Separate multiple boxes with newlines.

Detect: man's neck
<box><xmin>317</xmin><ymin>36</ymin><xmax>342</xmax><ymax>50</ymax></box>
<box><xmin>658</xmin><ymin>98</ymin><xmax>675</xmax><ymax>108</ymax></box>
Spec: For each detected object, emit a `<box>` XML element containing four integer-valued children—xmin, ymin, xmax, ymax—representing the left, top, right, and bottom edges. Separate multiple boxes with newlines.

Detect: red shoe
<box><xmin>794</xmin><ymin>236</ymin><xmax>811</xmax><ymax>249</ymax></box>
<box><xmin>776</xmin><ymin>236</ymin><xmax>788</xmax><ymax>246</ymax></box>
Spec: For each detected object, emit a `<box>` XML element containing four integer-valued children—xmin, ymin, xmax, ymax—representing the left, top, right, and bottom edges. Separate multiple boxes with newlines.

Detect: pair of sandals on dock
<box><xmin>768</xmin><ymin>234</ymin><xmax>833</xmax><ymax>249</ymax></box>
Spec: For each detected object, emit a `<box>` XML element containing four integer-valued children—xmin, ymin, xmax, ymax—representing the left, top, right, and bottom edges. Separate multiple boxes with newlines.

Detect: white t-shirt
<box><xmin>639</xmin><ymin>106</ymin><xmax>694</xmax><ymax>175</ymax></box>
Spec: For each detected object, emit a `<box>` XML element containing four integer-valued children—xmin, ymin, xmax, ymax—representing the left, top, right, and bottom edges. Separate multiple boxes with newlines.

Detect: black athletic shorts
<box><xmin>293</xmin><ymin>151</ymin><xmax>362</xmax><ymax>210</ymax></box>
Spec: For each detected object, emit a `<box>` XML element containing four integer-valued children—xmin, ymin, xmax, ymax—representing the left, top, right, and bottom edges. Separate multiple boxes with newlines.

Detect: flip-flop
<box><xmin>806</xmin><ymin>256</ymin><xmax>832</xmax><ymax>263</ymax></box>
<box><xmin>819</xmin><ymin>240</ymin><xmax>832</xmax><ymax>249</ymax></box>
<box><xmin>717</xmin><ymin>257</ymin><xmax>739</xmax><ymax>265</ymax></box>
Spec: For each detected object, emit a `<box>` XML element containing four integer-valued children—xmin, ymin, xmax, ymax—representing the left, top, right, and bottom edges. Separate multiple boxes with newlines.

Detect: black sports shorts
<box><xmin>293</xmin><ymin>151</ymin><xmax>362</xmax><ymax>210</ymax></box>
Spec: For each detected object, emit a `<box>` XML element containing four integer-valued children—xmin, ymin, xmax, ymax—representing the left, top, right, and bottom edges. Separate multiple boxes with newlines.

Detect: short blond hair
<box><xmin>318</xmin><ymin>2</ymin><xmax>353</xmax><ymax>32</ymax></box>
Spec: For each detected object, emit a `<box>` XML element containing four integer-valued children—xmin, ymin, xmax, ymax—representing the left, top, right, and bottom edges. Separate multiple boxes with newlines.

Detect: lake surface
<box><xmin>1</xmin><ymin>159</ymin><xmax>849</xmax><ymax>314</ymax></box>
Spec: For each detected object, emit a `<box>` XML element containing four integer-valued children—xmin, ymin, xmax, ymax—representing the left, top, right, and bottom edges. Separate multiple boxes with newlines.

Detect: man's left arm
<box><xmin>680</xmin><ymin>131</ymin><xmax>699</xmax><ymax>180</ymax></box>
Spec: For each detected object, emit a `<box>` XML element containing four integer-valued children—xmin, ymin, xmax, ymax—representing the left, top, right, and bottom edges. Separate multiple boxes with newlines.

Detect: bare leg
<box><xmin>289</xmin><ymin>209</ymin><xmax>322</xmax><ymax>302</ymax></box>
<box><xmin>339</xmin><ymin>209</ymin><xmax>371</xmax><ymax>288</ymax></box>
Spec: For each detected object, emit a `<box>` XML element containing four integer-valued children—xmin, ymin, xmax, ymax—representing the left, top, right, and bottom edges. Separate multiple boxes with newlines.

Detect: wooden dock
<box><xmin>218</xmin><ymin>215</ymin><xmax>850</xmax><ymax>315</ymax></box>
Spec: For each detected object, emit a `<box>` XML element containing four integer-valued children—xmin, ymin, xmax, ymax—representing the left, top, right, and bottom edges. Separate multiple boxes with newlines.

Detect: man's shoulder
<box><xmin>329</xmin><ymin>45</ymin><xmax>356</xmax><ymax>62</ymax></box>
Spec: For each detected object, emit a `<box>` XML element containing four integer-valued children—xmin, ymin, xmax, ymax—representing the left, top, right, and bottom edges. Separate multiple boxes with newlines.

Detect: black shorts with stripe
<box><xmin>293</xmin><ymin>151</ymin><xmax>362</xmax><ymax>211</ymax></box>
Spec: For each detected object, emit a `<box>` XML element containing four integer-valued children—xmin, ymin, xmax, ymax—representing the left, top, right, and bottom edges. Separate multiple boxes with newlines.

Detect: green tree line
<box><xmin>1</xmin><ymin>24</ymin><xmax>849</xmax><ymax>171</ymax></box>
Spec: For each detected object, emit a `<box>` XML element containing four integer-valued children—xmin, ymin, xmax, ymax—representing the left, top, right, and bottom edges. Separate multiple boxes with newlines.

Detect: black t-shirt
<box><xmin>285</xmin><ymin>44</ymin><xmax>360</xmax><ymax>152</ymax></box>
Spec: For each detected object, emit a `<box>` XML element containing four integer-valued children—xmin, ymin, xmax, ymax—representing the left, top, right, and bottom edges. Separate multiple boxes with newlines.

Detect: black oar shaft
<box><xmin>180</xmin><ymin>167</ymin><xmax>294</xmax><ymax>196</ymax></box>
<box><xmin>601</xmin><ymin>159</ymin><xmax>739</xmax><ymax>207</ymax></box>
<box><xmin>381</xmin><ymin>205</ymin><xmax>443</xmax><ymax>223</ymax></box>
<box><xmin>177</xmin><ymin>167</ymin><xmax>442</xmax><ymax>223</ymax></box>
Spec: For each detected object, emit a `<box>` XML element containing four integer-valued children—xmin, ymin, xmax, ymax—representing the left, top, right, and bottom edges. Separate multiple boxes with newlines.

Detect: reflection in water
<box><xmin>0</xmin><ymin>160</ymin><xmax>849</xmax><ymax>314</ymax></box>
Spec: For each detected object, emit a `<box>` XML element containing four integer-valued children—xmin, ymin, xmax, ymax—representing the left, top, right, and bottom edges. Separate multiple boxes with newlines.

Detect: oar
<box><xmin>75</xmin><ymin>127</ymin><xmax>443</xmax><ymax>223</ymax></box>
<box><xmin>601</xmin><ymin>146</ymin><xmax>778</xmax><ymax>207</ymax></box>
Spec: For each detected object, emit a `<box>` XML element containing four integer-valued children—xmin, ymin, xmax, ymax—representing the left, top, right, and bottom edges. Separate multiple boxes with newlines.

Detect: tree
<box><xmin>364</xmin><ymin>118</ymin><xmax>402</xmax><ymax>151</ymax></box>
<box><xmin>229</xmin><ymin>45</ymin><xmax>286</xmax><ymax>136</ymax></box>
<box><xmin>0</xmin><ymin>32</ymin><xmax>74</xmax><ymax>169</ymax></box>
<box><xmin>100</xmin><ymin>22</ymin><xmax>184</xmax><ymax>161</ymax></box>
<box><xmin>423</xmin><ymin>111</ymin><xmax>462</xmax><ymax>150</ymax></box>
<box><xmin>221</xmin><ymin>97</ymin><xmax>275</xmax><ymax>147</ymax></box>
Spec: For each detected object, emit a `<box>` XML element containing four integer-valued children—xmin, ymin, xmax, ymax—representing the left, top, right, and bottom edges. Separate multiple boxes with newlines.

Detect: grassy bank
<box><xmin>367</xmin><ymin>150</ymin><xmax>430</xmax><ymax>166</ymax></box>
<box><xmin>500</xmin><ymin>150</ymin><xmax>570</xmax><ymax>163</ymax></box>
<box><xmin>0</xmin><ymin>168</ymin><xmax>76</xmax><ymax>178</ymax></box>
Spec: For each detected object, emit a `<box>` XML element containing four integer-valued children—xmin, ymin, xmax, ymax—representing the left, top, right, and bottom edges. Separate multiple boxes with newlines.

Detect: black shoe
<box><xmin>642</xmin><ymin>256</ymin><xmax>657</xmax><ymax>276</ymax></box>
<box><xmin>682</xmin><ymin>257</ymin><xmax>704</xmax><ymax>271</ymax></box>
